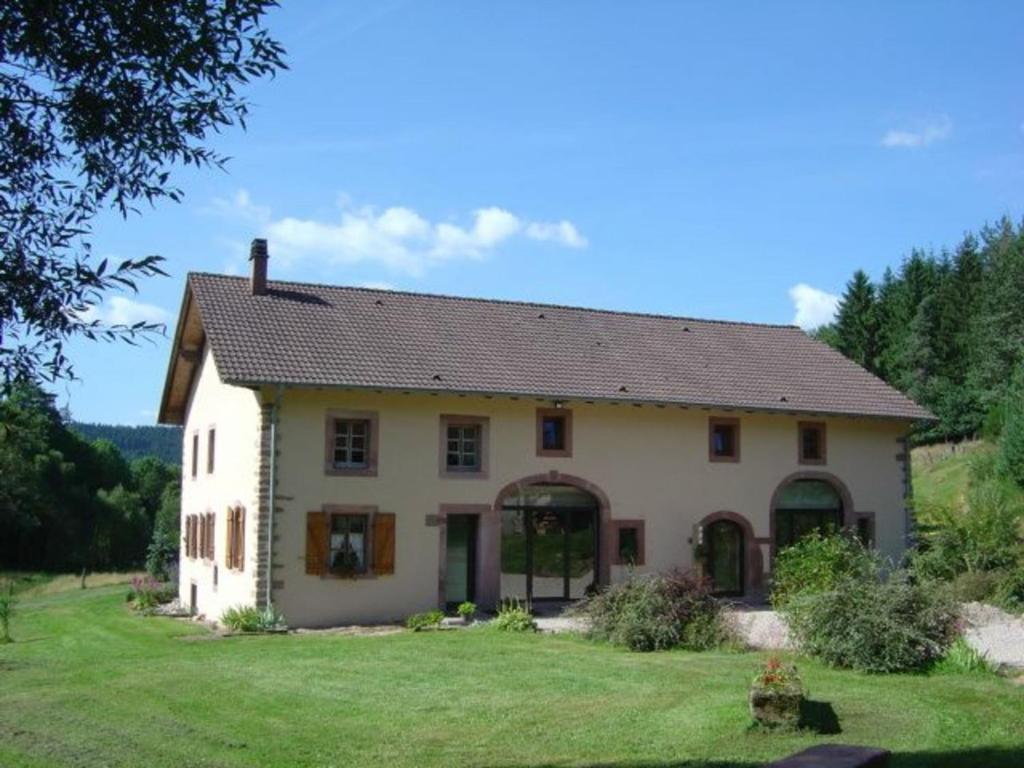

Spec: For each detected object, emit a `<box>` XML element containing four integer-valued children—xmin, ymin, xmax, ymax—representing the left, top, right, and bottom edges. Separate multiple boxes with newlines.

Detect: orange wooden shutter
<box><xmin>225</xmin><ymin>508</ymin><xmax>234</xmax><ymax>568</ymax></box>
<box><xmin>305</xmin><ymin>511</ymin><xmax>328</xmax><ymax>576</ymax></box>
<box><xmin>372</xmin><ymin>513</ymin><xmax>395</xmax><ymax>575</ymax></box>
<box><xmin>237</xmin><ymin>506</ymin><xmax>245</xmax><ymax>571</ymax></box>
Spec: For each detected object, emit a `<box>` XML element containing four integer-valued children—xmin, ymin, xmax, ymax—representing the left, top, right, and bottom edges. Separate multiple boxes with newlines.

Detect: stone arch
<box><xmin>769</xmin><ymin>470</ymin><xmax>854</xmax><ymax>560</ymax></box>
<box><xmin>493</xmin><ymin>470</ymin><xmax>613</xmax><ymax>586</ymax></box>
<box><xmin>698</xmin><ymin>510</ymin><xmax>763</xmax><ymax>595</ymax></box>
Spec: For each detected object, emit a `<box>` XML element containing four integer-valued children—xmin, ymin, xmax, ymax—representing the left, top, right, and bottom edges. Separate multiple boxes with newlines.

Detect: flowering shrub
<box><xmin>127</xmin><ymin>575</ymin><xmax>176</xmax><ymax>611</ymax></box>
<box><xmin>749</xmin><ymin>656</ymin><xmax>805</xmax><ymax>730</ymax></box>
<box><xmin>753</xmin><ymin>656</ymin><xmax>802</xmax><ymax>692</ymax></box>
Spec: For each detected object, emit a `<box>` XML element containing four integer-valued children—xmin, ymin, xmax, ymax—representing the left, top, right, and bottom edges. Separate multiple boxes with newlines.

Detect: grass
<box><xmin>911</xmin><ymin>441</ymin><xmax>988</xmax><ymax>514</ymax></box>
<box><xmin>0</xmin><ymin>586</ymin><xmax>1022</xmax><ymax>767</ymax></box>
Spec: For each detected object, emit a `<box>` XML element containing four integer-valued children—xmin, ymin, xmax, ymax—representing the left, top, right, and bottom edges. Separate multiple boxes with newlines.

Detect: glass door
<box><xmin>445</xmin><ymin>515</ymin><xmax>477</xmax><ymax>607</ymax></box>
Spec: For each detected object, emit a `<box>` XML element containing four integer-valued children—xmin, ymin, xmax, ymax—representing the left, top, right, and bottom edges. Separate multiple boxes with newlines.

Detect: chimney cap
<box><xmin>250</xmin><ymin>238</ymin><xmax>268</xmax><ymax>260</ymax></box>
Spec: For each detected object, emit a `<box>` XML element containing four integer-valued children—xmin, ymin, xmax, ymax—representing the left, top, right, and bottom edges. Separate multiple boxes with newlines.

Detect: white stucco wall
<box><xmin>266</xmin><ymin>389</ymin><xmax>910</xmax><ymax>627</ymax></box>
<box><xmin>178</xmin><ymin>348</ymin><xmax>262</xmax><ymax>619</ymax></box>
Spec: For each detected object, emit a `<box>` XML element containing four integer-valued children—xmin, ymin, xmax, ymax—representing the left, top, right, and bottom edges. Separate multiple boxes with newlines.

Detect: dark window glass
<box><xmin>542</xmin><ymin>416</ymin><xmax>566</xmax><ymax>451</ymax></box>
<box><xmin>446</xmin><ymin>424</ymin><xmax>481</xmax><ymax>470</ymax></box>
<box><xmin>856</xmin><ymin>517</ymin><xmax>872</xmax><ymax>547</ymax></box>
<box><xmin>191</xmin><ymin>433</ymin><xmax>199</xmax><ymax>478</ymax></box>
<box><xmin>618</xmin><ymin>527</ymin><xmax>639</xmax><ymax>564</ymax></box>
<box><xmin>801</xmin><ymin>426</ymin><xmax>822</xmax><ymax>461</ymax></box>
<box><xmin>207</xmin><ymin>429</ymin><xmax>216</xmax><ymax>474</ymax></box>
<box><xmin>329</xmin><ymin>514</ymin><xmax>368</xmax><ymax>573</ymax></box>
<box><xmin>333</xmin><ymin>419</ymin><xmax>370</xmax><ymax>468</ymax></box>
<box><xmin>711</xmin><ymin>424</ymin><xmax>736</xmax><ymax>457</ymax></box>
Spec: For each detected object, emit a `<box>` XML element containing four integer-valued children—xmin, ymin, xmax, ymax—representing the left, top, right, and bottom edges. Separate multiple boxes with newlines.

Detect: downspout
<box><xmin>265</xmin><ymin>385</ymin><xmax>284</xmax><ymax>609</ymax></box>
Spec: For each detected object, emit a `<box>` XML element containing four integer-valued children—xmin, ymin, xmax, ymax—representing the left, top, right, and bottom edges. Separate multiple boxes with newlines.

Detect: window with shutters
<box><xmin>185</xmin><ymin>514</ymin><xmax>199</xmax><ymax>559</ymax></box>
<box><xmin>439</xmin><ymin>415</ymin><xmax>489</xmax><ymax>478</ymax></box>
<box><xmin>305</xmin><ymin>506</ymin><xmax>395</xmax><ymax>578</ymax></box>
<box><xmin>205</xmin><ymin>512</ymin><xmax>215</xmax><ymax>560</ymax></box>
<box><xmin>324</xmin><ymin>410</ymin><xmax>379</xmax><ymax>476</ymax></box>
<box><xmin>226</xmin><ymin>505</ymin><xmax>245</xmax><ymax>570</ymax></box>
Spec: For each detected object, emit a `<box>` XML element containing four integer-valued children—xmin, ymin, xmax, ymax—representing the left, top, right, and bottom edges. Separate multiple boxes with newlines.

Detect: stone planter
<box><xmin>749</xmin><ymin>684</ymin><xmax>804</xmax><ymax>730</ymax></box>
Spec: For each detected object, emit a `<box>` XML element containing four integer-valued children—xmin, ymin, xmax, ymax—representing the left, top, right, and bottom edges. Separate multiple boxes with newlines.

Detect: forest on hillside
<box><xmin>72</xmin><ymin>422</ymin><xmax>183</xmax><ymax>464</ymax></box>
<box><xmin>817</xmin><ymin>216</ymin><xmax>1024</xmax><ymax>446</ymax></box>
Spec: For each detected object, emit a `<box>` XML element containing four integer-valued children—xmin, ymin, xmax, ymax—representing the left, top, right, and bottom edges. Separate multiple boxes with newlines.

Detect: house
<box><xmin>157</xmin><ymin>239</ymin><xmax>932</xmax><ymax>626</ymax></box>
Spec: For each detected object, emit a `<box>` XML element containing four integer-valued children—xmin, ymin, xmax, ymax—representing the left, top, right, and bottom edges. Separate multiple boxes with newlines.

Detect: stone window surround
<box><xmin>708</xmin><ymin>416</ymin><xmax>740</xmax><ymax>463</ymax></box>
<box><xmin>797</xmin><ymin>420</ymin><xmax>827</xmax><ymax>465</ymax></box>
<box><xmin>438</xmin><ymin>414</ymin><xmax>490</xmax><ymax>479</ymax></box>
<box><xmin>324</xmin><ymin>409</ymin><xmax>379</xmax><ymax>477</ymax></box>
<box><xmin>536</xmin><ymin>407</ymin><xmax>573</xmax><ymax>458</ymax></box>
<box><xmin>609</xmin><ymin>519</ymin><xmax>646</xmax><ymax>566</ymax></box>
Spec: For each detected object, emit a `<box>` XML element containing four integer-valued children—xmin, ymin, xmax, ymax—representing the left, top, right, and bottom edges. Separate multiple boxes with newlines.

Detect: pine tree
<box><xmin>834</xmin><ymin>270</ymin><xmax>879</xmax><ymax>373</ymax></box>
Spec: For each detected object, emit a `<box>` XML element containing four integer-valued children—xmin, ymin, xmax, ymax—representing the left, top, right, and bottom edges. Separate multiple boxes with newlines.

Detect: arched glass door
<box><xmin>707</xmin><ymin>520</ymin><xmax>744</xmax><ymax>596</ymax></box>
<box><xmin>774</xmin><ymin>479</ymin><xmax>843</xmax><ymax>551</ymax></box>
<box><xmin>500</xmin><ymin>484</ymin><xmax>598</xmax><ymax>602</ymax></box>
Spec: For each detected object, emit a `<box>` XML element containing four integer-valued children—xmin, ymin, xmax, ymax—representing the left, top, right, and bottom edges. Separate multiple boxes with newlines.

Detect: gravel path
<box><xmin>960</xmin><ymin>602</ymin><xmax>1024</xmax><ymax>671</ymax></box>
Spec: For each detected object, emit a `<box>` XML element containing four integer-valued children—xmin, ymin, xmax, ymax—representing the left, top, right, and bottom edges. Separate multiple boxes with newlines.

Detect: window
<box><xmin>334</xmin><ymin>419</ymin><xmax>369</xmax><ymax>468</ymax></box>
<box><xmin>774</xmin><ymin>479</ymin><xmax>843</xmax><ymax>551</ymax></box>
<box><xmin>798</xmin><ymin>422</ymin><xmax>826</xmax><ymax>465</ymax></box>
<box><xmin>198</xmin><ymin>512</ymin><xmax>215</xmax><ymax>560</ymax></box>
<box><xmin>439</xmin><ymin>415</ymin><xmax>489</xmax><ymax>478</ymax></box>
<box><xmin>207</xmin><ymin>428</ymin><xmax>216</xmax><ymax>474</ymax></box>
<box><xmin>611</xmin><ymin>520</ymin><xmax>645</xmax><ymax>566</ymax></box>
<box><xmin>329</xmin><ymin>514</ymin><xmax>368</xmax><ymax>574</ymax></box>
<box><xmin>306</xmin><ymin>507</ymin><xmax>396</xmax><ymax>578</ymax></box>
<box><xmin>184</xmin><ymin>515</ymin><xmax>197</xmax><ymax>558</ymax></box>
<box><xmin>709</xmin><ymin>417</ymin><xmax>740</xmax><ymax>462</ymax></box>
<box><xmin>536</xmin><ymin>408</ymin><xmax>573</xmax><ymax>457</ymax></box>
<box><xmin>855</xmin><ymin>513</ymin><xmax>875</xmax><ymax>547</ymax></box>
<box><xmin>324</xmin><ymin>411</ymin><xmax>379</xmax><ymax>476</ymax></box>
<box><xmin>226</xmin><ymin>505</ymin><xmax>245</xmax><ymax>570</ymax></box>
<box><xmin>190</xmin><ymin>432</ymin><xmax>199</xmax><ymax>478</ymax></box>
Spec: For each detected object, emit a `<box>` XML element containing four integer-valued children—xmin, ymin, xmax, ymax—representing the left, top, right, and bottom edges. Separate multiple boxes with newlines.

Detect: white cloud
<box><xmin>525</xmin><ymin>220</ymin><xmax>588</xmax><ymax>248</ymax></box>
<box><xmin>881</xmin><ymin>116</ymin><xmax>952</xmax><ymax>148</ymax></box>
<box><xmin>79</xmin><ymin>296</ymin><xmax>170</xmax><ymax>327</ymax></box>
<box><xmin>212</xmin><ymin>191</ymin><xmax>587</xmax><ymax>276</ymax></box>
<box><xmin>789</xmin><ymin>283</ymin><xmax>840</xmax><ymax>329</ymax></box>
<box><xmin>357</xmin><ymin>280</ymin><xmax>397</xmax><ymax>291</ymax></box>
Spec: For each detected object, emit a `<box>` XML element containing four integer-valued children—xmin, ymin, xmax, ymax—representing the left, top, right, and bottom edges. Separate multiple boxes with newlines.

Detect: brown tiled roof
<box><xmin>175</xmin><ymin>272</ymin><xmax>933</xmax><ymax>421</ymax></box>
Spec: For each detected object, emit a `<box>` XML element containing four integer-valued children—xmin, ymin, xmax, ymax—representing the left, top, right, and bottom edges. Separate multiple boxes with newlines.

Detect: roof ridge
<box><xmin>186</xmin><ymin>272</ymin><xmax>801</xmax><ymax>330</ymax></box>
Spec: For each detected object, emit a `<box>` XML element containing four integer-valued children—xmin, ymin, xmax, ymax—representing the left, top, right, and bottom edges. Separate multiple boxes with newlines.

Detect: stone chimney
<box><xmin>249</xmin><ymin>238</ymin><xmax>268</xmax><ymax>296</ymax></box>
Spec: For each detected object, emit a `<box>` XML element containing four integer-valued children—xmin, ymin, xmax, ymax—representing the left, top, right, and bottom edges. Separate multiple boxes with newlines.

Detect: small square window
<box><xmin>333</xmin><ymin>419</ymin><xmax>370</xmax><ymax>468</ymax></box>
<box><xmin>798</xmin><ymin>422</ymin><xmax>826</xmax><ymax>464</ymax></box>
<box><xmin>709</xmin><ymin>418</ymin><xmax>739</xmax><ymax>462</ymax></box>
<box><xmin>446</xmin><ymin>424</ymin><xmax>481</xmax><ymax>470</ymax></box>
<box><xmin>536</xmin><ymin>408</ymin><xmax>572</xmax><ymax>456</ymax></box>
<box><xmin>329</xmin><ymin>514</ymin><xmax>368</xmax><ymax>574</ymax></box>
<box><xmin>618</xmin><ymin>527</ymin><xmax>640</xmax><ymax>564</ymax></box>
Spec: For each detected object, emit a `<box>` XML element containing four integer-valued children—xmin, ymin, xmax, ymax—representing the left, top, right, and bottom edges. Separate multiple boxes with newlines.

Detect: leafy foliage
<box><xmin>0</xmin><ymin>382</ymin><xmax>180</xmax><ymax>572</ymax></box>
<box><xmin>492</xmin><ymin>599</ymin><xmax>536</xmax><ymax>632</ymax></box>
<box><xmin>934</xmin><ymin>637</ymin><xmax>994</xmax><ymax>675</ymax></box>
<box><xmin>405</xmin><ymin>610</ymin><xmax>445</xmax><ymax>631</ymax></box>
<box><xmin>818</xmin><ymin>218</ymin><xmax>1024</xmax><ymax>447</ymax></box>
<box><xmin>770</xmin><ymin>533</ymin><xmax>876</xmax><ymax>609</ymax></box>
<box><xmin>0</xmin><ymin>0</ymin><xmax>286</xmax><ymax>388</ymax></box>
<box><xmin>456</xmin><ymin>601</ymin><xmax>477</xmax><ymax>620</ymax></box>
<box><xmin>72</xmin><ymin>423</ymin><xmax>183</xmax><ymax>464</ymax></box>
<box><xmin>577</xmin><ymin>569</ymin><xmax>723</xmax><ymax>652</ymax></box>
<box><xmin>783</xmin><ymin>572</ymin><xmax>958</xmax><ymax>673</ymax></box>
<box><xmin>126</xmin><ymin>574</ymin><xmax>175</xmax><ymax>612</ymax></box>
<box><xmin>221</xmin><ymin>604</ymin><xmax>287</xmax><ymax>633</ymax></box>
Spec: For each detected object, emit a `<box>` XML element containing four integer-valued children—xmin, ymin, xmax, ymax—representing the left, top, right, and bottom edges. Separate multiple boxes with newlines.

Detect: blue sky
<box><xmin>60</xmin><ymin>1</ymin><xmax>1024</xmax><ymax>425</ymax></box>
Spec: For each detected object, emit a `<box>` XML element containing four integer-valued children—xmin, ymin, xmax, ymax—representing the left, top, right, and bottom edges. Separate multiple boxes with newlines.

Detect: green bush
<box><xmin>993</xmin><ymin>567</ymin><xmax>1024</xmax><ymax>612</ymax></box>
<box><xmin>770</xmin><ymin>533</ymin><xmax>876</xmax><ymax>608</ymax></box>
<box><xmin>947</xmin><ymin>570</ymin><xmax>1002</xmax><ymax>604</ymax></box>
<box><xmin>405</xmin><ymin>610</ymin><xmax>445</xmax><ymax>631</ymax></box>
<box><xmin>126</xmin><ymin>575</ymin><xmax>176</xmax><ymax>612</ymax></box>
<box><xmin>577</xmin><ymin>570</ymin><xmax>720</xmax><ymax>652</ymax></box>
<box><xmin>934</xmin><ymin>637</ymin><xmax>994</xmax><ymax>675</ymax></box>
<box><xmin>492</xmin><ymin>599</ymin><xmax>536</xmax><ymax>632</ymax></box>
<box><xmin>0</xmin><ymin>580</ymin><xmax>17</xmax><ymax>643</ymax></box>
<box><xmin>221</xmin><ymin>605</ymin><xmax>287</xmax><ymax>633</ymax></box>
<box><xmin>998</xmin><ymin>369</ymin><xmax>1024</xmax><ymax>488</ymax></box>
<box><xmin>456</xmin><ymin>601</ymin><xmax>477</xmax><ymax>620</ymax></box>
<box><xmin>784</xmin><ymin>572</ymin><xmax>958</xmax><ymax>673</ymax></box>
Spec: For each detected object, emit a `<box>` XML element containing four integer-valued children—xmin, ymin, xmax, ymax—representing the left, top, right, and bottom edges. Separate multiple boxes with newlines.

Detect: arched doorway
<box><xmin>706</xmin><ymin>519</ymin><xmax>744</xmax><ymax>596</ymax></box>
<box><xmin>498</xmin><ymin>483</ymin><xmax>599</xmax><ymax>602</ymax></box>
<box><xmin>772</xmin><ymin>478</ymin><xmax>844</xmax><ymax>553</ymax></box>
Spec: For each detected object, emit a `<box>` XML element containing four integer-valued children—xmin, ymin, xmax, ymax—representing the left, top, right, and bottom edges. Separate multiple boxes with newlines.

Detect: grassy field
<box><xmin>1</xmin><ymin>581</ymin><xmax>1023</xmax><ymax>767</ymax></box>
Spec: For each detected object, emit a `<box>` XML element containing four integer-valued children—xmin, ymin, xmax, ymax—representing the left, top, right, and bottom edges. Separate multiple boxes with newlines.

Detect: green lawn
<box><xmin>1</xmin><ymin>582</ymin><xmax>1022</xmax><ymax>768</ymax></box>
